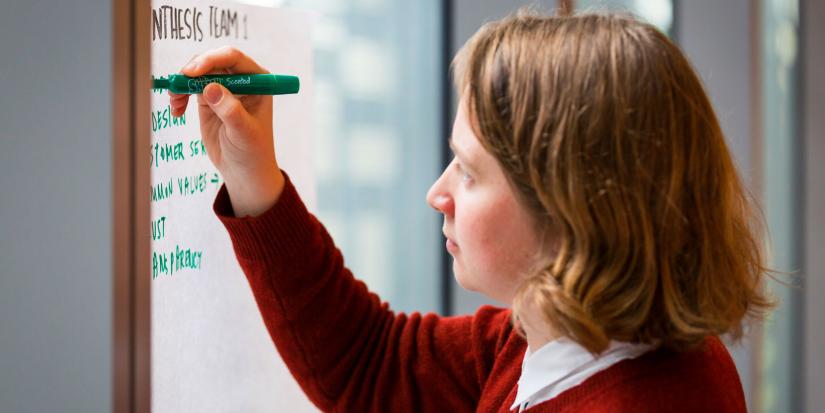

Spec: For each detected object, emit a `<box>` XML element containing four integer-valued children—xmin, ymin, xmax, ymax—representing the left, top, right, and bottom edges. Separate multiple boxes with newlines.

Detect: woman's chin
<box><xmin>451</xmin><ymin>261</ymin><xmax>467</xmax><ymax>286</ymax></box>
<box><xmin>452</xmin><ymin>262</ymin><xmax>514</xmax><ymax>305</ymax></box>
<box><xmin>452</xmin><ymin>261</ymin><xmax>477</xmax><ymax>292</ymax></box>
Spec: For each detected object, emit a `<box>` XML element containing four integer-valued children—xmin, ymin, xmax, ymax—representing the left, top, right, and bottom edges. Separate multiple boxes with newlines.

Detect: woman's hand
<box><xmin>169</xmin><ymin>46</ymin><xmax>285</xmax><ymax>217</ymax></box>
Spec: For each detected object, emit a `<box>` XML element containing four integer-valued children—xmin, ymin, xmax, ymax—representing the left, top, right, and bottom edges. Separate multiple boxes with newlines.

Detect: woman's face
<box><xmin>427</xmin><ymin>99</ymin><xmax>542</xmax><ymax>304</ymax></box>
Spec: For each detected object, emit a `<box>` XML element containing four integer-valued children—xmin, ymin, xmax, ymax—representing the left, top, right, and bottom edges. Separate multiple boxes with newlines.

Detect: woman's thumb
<box><xmin>203</xmin><ymin>83</ymin><xmax>253</xmax><ymax>134</ymax></box>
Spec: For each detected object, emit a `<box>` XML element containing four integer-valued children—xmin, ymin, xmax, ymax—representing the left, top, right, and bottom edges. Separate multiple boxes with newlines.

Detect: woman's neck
<box><xmin>518</xmin><ymin>308</ymin><xmax>559</xmax><ymax>351</ymax></box>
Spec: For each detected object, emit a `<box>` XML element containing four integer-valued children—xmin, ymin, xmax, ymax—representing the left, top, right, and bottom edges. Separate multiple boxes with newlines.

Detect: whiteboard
<box><xmin>150</xmin><ymin>1</ymin><xmax>317</xmax><ymax>411</ymax></box>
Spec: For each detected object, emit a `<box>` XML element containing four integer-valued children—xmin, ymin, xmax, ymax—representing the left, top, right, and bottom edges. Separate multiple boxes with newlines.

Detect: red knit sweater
<box><xmin>214</xmin><ymin>176</ymin><xmax>747</xmax><ymax>413</ymax></box>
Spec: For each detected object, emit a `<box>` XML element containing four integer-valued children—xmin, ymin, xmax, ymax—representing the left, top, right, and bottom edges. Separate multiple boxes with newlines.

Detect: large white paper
<box><xmin>151</xmin><ymin>2</ymin><xmax>317</xmax><ymax>411</ymax></box>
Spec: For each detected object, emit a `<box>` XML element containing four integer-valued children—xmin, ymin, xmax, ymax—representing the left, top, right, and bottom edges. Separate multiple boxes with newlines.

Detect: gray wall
<box><xmin>677</xmin><ymin>0</ymin><xmax>754</xmax><ymax>178</ymax></box>
<box><xmin>802</xmin><ymin>0</ymin><xmax>825</xmax><ymax>411</ymax></box>
<box><xmin>0</xmin><ymin>1</ymin><xmax>113</xmax><ymax>412</ymax></box>
<box><xmin>675</xmin><ymin>0</ymin><xmax>758</xmax><ymax>409</ymax></box>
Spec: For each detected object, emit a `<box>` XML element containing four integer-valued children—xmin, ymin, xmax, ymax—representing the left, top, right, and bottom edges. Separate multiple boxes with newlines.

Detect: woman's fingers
<box><xmin>180</xmin><ymin>46</ymin><xmax>267</xmax><ymax>77</ymax></box>
<box><xmin>200</xmin><ymin>83</ymin><xmax>256</xmax><ymax>137</ymax></box>
<box><xmin>169</xmin><ymin>91</ymin><xmax>189</xmax><ymax>117</ymax></box>
<box><xmin>169</xmin><ymin>47</ymin><xmax>267</xmax><ymax>117</ymax></box>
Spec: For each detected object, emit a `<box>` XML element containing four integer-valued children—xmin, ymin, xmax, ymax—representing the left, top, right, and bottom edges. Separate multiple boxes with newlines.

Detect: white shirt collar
<box><xmin>510</xmin><ymin>337</ymin><xmax>653</xmax><ymax>411</ymax></box>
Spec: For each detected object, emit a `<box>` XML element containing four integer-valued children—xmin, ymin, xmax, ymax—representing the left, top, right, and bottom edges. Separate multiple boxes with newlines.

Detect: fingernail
<box><xmin>204</xmin><ymin>84</ymin><xmax>222</xmax><ymax>105</ymax></box>
<box><xmin>184</xmin><ymin>61</ymin><xmax>198</xmax><ymax>72</ymax></box>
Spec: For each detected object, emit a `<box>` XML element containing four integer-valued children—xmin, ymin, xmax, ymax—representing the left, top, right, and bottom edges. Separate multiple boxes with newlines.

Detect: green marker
<box><xmin>153</xmin><ymin>73</ymin><xmax>300</xmax><ymax>95</ymax></box>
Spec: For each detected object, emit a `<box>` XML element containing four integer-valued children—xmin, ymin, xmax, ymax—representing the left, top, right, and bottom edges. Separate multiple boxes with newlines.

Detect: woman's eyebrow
<box><xmin>448</xmin><ymin>138</ymin><xmax>476</xmax><ymax>171</ymax></box>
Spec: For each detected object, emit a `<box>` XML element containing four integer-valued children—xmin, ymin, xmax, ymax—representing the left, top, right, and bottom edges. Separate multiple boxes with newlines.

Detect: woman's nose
<box><xmin>426</xmin><ymin>175</ymin><xmax>454</xmax><ymax>217</ymax></box>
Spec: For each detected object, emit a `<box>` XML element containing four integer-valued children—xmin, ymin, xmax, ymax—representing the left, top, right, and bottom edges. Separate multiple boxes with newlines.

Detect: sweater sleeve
<box><xmin>213</xmin><ymin>173</ymin><xmax>510</xmax><ymax>412</ymax></box>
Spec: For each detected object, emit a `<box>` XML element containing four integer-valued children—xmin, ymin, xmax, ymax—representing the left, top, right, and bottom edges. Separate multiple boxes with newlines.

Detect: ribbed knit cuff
<box><xmin>213</xmin><ymin>172</ymin><xmax>316</xmax><ymax>263</ymax></box>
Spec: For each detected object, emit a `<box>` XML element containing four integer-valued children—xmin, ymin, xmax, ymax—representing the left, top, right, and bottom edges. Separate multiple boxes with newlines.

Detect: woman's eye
<box><xmin>454</xmin><ymin>160</ymin><xmax>472</xmax><ymax>183</ymax></box>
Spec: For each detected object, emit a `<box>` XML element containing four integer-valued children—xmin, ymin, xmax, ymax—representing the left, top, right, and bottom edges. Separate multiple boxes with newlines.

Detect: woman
<box><xmin>169</xmin><ymin>11</ymin><xmax>771</xmax><ymax>412</ymax></box>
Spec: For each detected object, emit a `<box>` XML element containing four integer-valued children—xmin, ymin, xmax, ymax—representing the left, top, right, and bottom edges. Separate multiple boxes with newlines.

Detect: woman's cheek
<box><xmin>464</xmin><ymin>202</ymin><xmax>507</xmax><ymax>266</ymax></box>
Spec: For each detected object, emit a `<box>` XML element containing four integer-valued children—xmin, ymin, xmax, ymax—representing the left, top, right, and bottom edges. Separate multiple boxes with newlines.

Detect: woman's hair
<box><xmin>453</xmin><ymin>10</ymin><xmax>773</xmax><ymax>353</ymax></box>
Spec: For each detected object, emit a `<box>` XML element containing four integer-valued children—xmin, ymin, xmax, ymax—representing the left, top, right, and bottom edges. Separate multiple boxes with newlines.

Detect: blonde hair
<box><xmin>453</xmin><ymin>11</ymin><xmax>773</xmax><ymax>353</ymax></box>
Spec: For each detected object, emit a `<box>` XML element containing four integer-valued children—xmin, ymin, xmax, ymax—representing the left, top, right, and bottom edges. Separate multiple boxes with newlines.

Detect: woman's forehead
<box><xmin>451</xmin><ymin>109</ymin><xmax>483</xmax><ymax>164</ymax></box>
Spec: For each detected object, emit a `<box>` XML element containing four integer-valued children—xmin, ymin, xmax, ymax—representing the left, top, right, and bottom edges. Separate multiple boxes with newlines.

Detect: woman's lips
<box><xmin>446</xmin><ymin>238</ymin><xmax>459</xmax><ymax>253</ymax></box>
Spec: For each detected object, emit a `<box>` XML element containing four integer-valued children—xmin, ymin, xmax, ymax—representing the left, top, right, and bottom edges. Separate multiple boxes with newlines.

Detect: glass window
<box><xmin>242</xmin><ymin>0</ymin><xmax>444</xmax><ymax>314</ymax></box>
<box><xmin>758</xmin><ymin>0</ymin><xmax>801</xmax><ymax>412</ymax></box>
<box><xmin>576</xmin><ymin>0</ymin><xmax>674</xmax><ymax>35</ymax></box>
